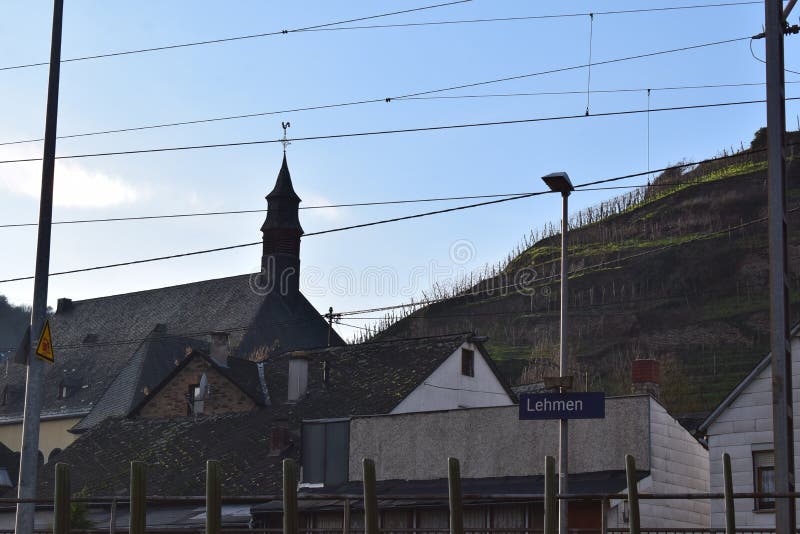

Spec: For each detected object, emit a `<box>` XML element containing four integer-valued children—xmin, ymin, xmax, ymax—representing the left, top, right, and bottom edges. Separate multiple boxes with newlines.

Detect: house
<box><xmin>252</xmin><ymin>369</ymin><xmax>709</xmax><ymax>531</ymax></box>
<box><xmin>0</xmin><ymin>154</ymin><xmax>342</xmax><ymax>461</ymax></box>
<box><xmin>7</xmin><ymin>333</ymin><xmax>516</xmax><ymax>530</ymax></box>
<box><xmin>697</xmin><ymin>326</ymin><xmax>800</xmax><ymax>529</ymax></box>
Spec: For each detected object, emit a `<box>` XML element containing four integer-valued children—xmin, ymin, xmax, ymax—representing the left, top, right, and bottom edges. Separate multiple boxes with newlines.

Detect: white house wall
<box><xmin>390</xmin><ymin>342</ymin><xmax>514</xmax><ymax>413</ymax></box>
<box><xmin>640</xmin><ymin>398</ymin><xmax>710</xmax><ymax>528</ymax></box>
<box><xmin>706</xmin><ymin>336</ymin><xmax>800</xmax><ymax>529</ymax></box>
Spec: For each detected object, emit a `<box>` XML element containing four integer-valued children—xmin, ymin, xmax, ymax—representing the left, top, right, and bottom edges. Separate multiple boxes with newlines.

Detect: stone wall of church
<box><xmin>138</xmin><ymin>357</ymin><xmax>256</xmax><ymax>418</ymax></box>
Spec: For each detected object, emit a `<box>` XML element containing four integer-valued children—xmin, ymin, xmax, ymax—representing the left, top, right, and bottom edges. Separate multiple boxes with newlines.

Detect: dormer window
<box><xmin>461</xmin><ymin>348</ymin><xmax>475</xmax><ymax>377</ymax></box>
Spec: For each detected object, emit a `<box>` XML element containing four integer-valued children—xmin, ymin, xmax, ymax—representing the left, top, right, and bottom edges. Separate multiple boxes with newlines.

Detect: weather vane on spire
<box><xmin>281</xmin><ymin>121</ymin><xmax>291</xmax><ymax>153</ymax></box>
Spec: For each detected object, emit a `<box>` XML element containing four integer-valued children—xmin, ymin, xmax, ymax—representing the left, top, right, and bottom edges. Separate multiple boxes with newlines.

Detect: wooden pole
<box><xmin>448</xmin><ymin>458</ymin><xmax>464</xmax><ymax>534</ymax></box>
<box><xmin>723</xmin><ymin>453</ymin><xmax>736</xmax><ymax>534</ymax></box>
<box><xmin>206</xmin><ymin>460</ymin><xmax>222</xmax><ymax>534</ymax></box>
<box><xmin>53</xmin><ymin>463</ymin><xmax>70</xmax><ymax>534</ymax></box>
<box><xmin>363</xmin><ymin>458</ymin><xmax>379</xmax><ymax>534</ymax></box>
<box><xmin>283</xmin><ymin>459</ymin><xmax>298</xmax><ymax>534</ymax></box>
<box><xmin>544</xmin><ymin>456</ymin><xmax>556</xmax><ymax>534</ymax></box>
<box><xmin>625</xmin><ymin>455</ymin><xmax>640</xmax><ymax>534</ymax></box>
<box><xmin>129</xmin><ymin>461</ymin><xmax>146</xmax><ymax>534</ymax></box>
<box><xmin>342</xmin><ymin>497</ymin><xmax>351</xmax><ymax>534</ymax></box>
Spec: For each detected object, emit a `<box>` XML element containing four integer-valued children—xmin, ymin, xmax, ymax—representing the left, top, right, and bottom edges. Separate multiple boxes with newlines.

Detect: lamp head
<box><xmin>541</xmin><ymin>172</ymin><xmax>574</xmax><ymax>194</ymax></box>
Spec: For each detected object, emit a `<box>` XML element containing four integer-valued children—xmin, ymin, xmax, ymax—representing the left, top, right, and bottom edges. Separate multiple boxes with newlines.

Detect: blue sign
<box><xmin>518</xmin><ymin>392</ymin><xmax>605</xmax><ymax>420</ymax></box>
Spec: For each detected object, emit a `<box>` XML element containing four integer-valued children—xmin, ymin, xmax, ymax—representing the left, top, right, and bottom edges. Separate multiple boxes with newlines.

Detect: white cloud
<box><xmin>302</xmin><ymin>193</ymin><xmax>346</xmax><ymax>222</ymax></box>
<box><xmin>0</xmin><ymin>148</ymin><xmax>142</xmax><ymax>208</ymax></box>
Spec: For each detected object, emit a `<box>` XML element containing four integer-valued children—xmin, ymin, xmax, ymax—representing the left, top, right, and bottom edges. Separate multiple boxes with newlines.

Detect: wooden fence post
<box><xmin>363</xmin><ymin>458</ymin><xmax>379</xmax><ymax>534</ymax></box>
<box><xmin>129</xmin><ymin>461</ymin><xmax>146</xmax><ymax>534</ymax></box>
<box><xmin>206</xmin><ymin>460</ymin><xmax>222</xmax><ymax>534</ymax></box>
<box><xmin>544</xmin><ymin>456</ymin><xmax>556</xmax><ymax>534</ymax></box>
<box><xmin>283</xmin><ymin>459</ymin><xmax>298</xmax><ymax>534</ymax></box>
<box><xmin>625</xmin><ymin>455</ymin><xmax>640</xmax><ymax>534</ymax></box>
<box><xmin>53</xmin><ymin>463</ymin><xmax>70</xmax><ymax>534</ymax></box>
<box><xmin>448</xmin><ymin>458</ymin><xmax>464</xmax><ymax>534</ymax></box>
<box><xmin>723</xmin><ymin>452</ymin><xmax>736</xmax><ymax>534</ymax></box>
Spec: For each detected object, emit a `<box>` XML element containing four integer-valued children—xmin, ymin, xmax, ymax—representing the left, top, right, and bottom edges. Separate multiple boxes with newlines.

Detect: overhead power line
<box><xmin>0</xmin><ymin>2</ymin><xmax>757</xmax><ymax>74</ymax></box>
<box><xmin>0</xmin><ymin>35</ymin><xmax>755</xmax><ymax>147</ymax></box>
<box><xmin>0</xmin><ymin>97</ymin><xmax>783</xmax><ymax>166</ymax></box>
<box><xmin>0</xmin><ymin>142</ymin><xmax>779</xmax><ymax>230</ymax></box>
<box><xmin>0</xmin><ymin>192</ymin><xmax>530</xmax><ymax>229</ymax></box>
<box><xmin>0</xmin><ymin>192</ymin><xmax>546</xmax><ymax>284</ymax></box>
<box><xmin>0</xmin><ymin>0</ymin><xmax>472</xmax><ymax>72</ymax></box>
<box><xmin>0</xmin><ymin>145</ymin><xmax>783</xmax><ymax>284</ymax></box>
<box><xmin>337</xmin><ymin>204</ymin><xmax>800</xmax><ymax>318</ymax></box>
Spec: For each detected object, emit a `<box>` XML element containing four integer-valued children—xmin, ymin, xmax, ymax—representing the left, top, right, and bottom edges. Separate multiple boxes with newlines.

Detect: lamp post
<box><xmin>541</xmin><ymin>172</ymin><xmax>574</xmax><ymax>534</ymax></box>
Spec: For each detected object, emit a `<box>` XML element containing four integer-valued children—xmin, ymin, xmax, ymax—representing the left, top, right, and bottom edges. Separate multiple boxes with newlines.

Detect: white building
<box><xmin>698</xmin><ymin>329</ymin><xmax>800</xmax><ymax>529</ymax></box>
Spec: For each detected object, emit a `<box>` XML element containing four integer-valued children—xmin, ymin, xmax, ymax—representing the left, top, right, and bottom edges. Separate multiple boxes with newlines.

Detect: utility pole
<box><xmin>15</xmin><ymin>1</ymin><xmax>64</xmax><ymax>532</ymax></box>
<box><xmin>764</xmin><ymin>0</ymin><xmax>796</xmax><ymax>532</ymax></box>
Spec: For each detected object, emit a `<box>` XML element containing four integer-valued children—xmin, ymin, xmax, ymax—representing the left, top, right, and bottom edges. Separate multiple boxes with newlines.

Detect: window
<box><xmin>187</xmin><ymin>384</ymin><xmax>205</xmax><ymax>416</ymax></box>
<box><xmin>753</xmin><ymin>450</ymin><xmax>776</xmax><ymax>511</ymax></box>
<box><xmin>461</xmin><ymin>348</ymin><xmax>475</xmax><ymax>377</ymax></box>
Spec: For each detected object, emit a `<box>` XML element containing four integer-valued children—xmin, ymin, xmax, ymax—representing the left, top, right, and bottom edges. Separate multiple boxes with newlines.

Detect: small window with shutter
<box><xmin>461</xmin><ymin>348</ymin><xmax>475</xmax><ymax>377</ymax></box>
<box><xmin>753</xmin><ymin>449</ymin><xmax>775</xmax><ymax>511</ymax></box>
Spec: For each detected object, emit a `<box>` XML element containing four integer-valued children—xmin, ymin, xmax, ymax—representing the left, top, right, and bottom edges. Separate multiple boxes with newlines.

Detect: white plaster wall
<box><xmin>390</xmin><ymin>342</ymin><xmax>514</xmax><ymax>413</ymax></box>
<box><xmin>639</xmin><ymin>398</ymin><xmax>709</xmax><ymax>528</ymax></box>
<box><xmin>707</xmin><ymin>336</ymin><xmax>800</xmax><ymax>529</ymax></box>
<box><xmin>350</xmin><ymin>397</ymin><xmax>651</xmax><ymax>481</ymax></box>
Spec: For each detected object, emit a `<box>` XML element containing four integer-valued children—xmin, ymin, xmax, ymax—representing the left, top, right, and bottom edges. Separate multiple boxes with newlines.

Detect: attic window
<box><xmin>461</xmin><ymin>348</ymin><xmax>474</xmax><ymax>377</ymax></box>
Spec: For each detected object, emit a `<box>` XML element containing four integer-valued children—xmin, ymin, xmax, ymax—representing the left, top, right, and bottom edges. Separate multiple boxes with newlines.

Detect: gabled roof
<box><xmin>129</xmin><ymin>350</ymin><xmax>268</xmax><ymax>416</ymax></box>
<box><xmin>698</xmin><ymin>323</ymin><xmax>800</xmax><ymax>434</ymax></box>
<box><xmin>0</xmin><ymin>273</ymin><xmax>340</xmax><ymax>427</ymax></box>
<box><xmin>263</xmin><ymin>332</ymin><xmax>514</xmax><ymax>416</ymax></box>
<box><xmin>33</xmin><ymin>333</ymin><xmax>511</xmax><ymax>496</ymax></box>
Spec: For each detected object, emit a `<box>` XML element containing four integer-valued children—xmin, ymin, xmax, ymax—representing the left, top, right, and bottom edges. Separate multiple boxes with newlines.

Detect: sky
<box><xmin>0</xmin><ymin>1</ymin><xmax>796</xmax><ymax>340</ymax></box>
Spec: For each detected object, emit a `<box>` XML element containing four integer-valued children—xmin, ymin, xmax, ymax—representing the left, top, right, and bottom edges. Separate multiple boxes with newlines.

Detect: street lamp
<box><xmin>541</xmin><ymin>172</ymin><xmax>574</xmax><ymax>534</ymax></box>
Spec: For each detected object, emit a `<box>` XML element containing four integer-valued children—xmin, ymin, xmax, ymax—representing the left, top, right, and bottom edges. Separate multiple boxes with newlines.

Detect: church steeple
<box><xmin>261</xmin><ymin>154</ymin><xmax>303</xmax><ymax>295</ymax></box>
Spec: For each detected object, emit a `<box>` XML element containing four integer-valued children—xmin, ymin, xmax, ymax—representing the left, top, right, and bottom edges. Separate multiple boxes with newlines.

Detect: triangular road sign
<box><xmin>35</xmin><ymin>321</ymin><xmax>54</xmax><ymax>364</ymax></box>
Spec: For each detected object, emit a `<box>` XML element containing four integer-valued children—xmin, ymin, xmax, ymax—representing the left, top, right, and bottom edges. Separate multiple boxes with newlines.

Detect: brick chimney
<box><xmin>209</xmin><ymin>332</ymin><xmax>230</xmax><ymax>367</ymax></box>
<box><xmin>631</xmin><ymin>359</ymin><xmax>660</xmax><ymax>399</ymax></box>
<box><xmin>287</xmin><ymin>351</ymin><xmax>310</xmax><ymax>403</ymax></box>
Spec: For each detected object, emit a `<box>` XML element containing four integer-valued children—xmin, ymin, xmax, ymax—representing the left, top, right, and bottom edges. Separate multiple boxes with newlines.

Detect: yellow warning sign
<box><xmin>35</xmin><ymin>320</ymin><xmax>54</xmax><ymax>364</ymax></box>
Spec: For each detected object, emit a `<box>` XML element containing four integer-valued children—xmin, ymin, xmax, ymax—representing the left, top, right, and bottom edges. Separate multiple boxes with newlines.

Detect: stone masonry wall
<box><xmin>138</xmin><ymin>357</ymin><xmax>256</xmax><ymax>418</ymax></box>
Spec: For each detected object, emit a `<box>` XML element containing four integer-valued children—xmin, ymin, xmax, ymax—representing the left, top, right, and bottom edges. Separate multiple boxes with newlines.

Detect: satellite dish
<box><xmin>195</xmin><ymin>373</ymin><xmax>208</xmax><ymax>400</ymax></box>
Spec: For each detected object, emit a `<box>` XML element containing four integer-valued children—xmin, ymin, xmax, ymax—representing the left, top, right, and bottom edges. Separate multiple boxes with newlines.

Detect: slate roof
<box><xmin>0</xmin><ymin>273</ymin><xmax>341</xmax><ymax>428</ymax></box>
<box><xmin>264</xmin><ymin>332</ymin><xmax>515</xmax><ymax>417</ymax></box>
<box><xmin>37</xmin><ymin>411</ymin><xmax>297</xmax><ymax>497</ymax></box>
<box><xmin>34</xmin><ymin>333</ymin><xmax>510</xmax><ymax>497</ymax></box>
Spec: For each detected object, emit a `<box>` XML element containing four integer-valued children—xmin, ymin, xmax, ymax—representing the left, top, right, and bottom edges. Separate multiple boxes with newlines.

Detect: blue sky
<box><xmin>0</xmin><ymin>1</ymin><xmax>795</xmax><ymax>339</ymax></box>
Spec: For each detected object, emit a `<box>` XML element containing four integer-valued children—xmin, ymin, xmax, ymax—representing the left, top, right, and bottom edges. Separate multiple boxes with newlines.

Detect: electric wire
<box><xmin>0</xmin><ymin>36</ymin><xmax>759</xmax><ymax>147</ymax></box>
<box><xmin>0</xmin><ymin>0</ymin><xmax>472</xmax><ymax>72</ymax></box>
<box><xmin>336</xmin><ymin>205</ymin><xmax>800</xmax><ymax>318</ymax></box>
<box><xmin>0</xmin><ymin>97</ymin><xmax>783</xmax><ymax>166</ymax></box>
<box><xmin>750</xmin><ymin>37</ymin><xmax>800</xmax><ymax>76</ymax></box>
<box><xmin>0</xmin><ymin>142</ymin><xmax>783</xmax><ymax>283</ymax></box>
<box><xmin>0</xmin><ymin>192</ymin><xmax>548</xmax><ymax>284</ymax></box>
<box><xmin>0</xmin><ymin>2</ymin><xmax>759</xmax><ymax>73</ymax></box>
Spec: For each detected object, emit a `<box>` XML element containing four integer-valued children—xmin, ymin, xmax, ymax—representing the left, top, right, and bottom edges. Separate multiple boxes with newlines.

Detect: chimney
<box><xmin>631</xmin><ymin>359</ymin><xmax>660</xmax><ymax>399</ymax></box>
<box><xmin>56</xmin><ymin>298</ymin><xmax>72</xmax><ymax>313</ymax></box>
<box><xmin>209</xmin><ymin>332</ymin><xmax>230</xmax><ymax>367</ymax></box>
<box><xmin>287</xmin><ymin>351</ymin><xmax>310</xmax><ymax>402</ymax></box>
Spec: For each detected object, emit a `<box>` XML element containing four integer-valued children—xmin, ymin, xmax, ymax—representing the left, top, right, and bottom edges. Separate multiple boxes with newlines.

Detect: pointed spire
<box><xmin>266</xmin><ymin>154</ymin><xmax>301</xmax><ymax>204</ymax></box>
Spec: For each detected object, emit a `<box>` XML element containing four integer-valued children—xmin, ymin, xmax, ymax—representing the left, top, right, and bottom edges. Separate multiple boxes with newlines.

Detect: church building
<box><xmin>0</xmin><ymin>154</ymin><xmax>341</xmax><ymax>460</ymax></box>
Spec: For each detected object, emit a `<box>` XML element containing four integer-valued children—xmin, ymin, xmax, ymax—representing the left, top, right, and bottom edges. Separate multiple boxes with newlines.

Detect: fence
<box><xmin>11</xmin><ymin>453</ymin><xmax>800</xmax><ymax>534</ymax></box>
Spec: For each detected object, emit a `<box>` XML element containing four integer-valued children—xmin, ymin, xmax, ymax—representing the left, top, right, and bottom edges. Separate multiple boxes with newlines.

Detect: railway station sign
<box><xmin>518</xmin><ymin>392</ymin><xmax>605</xmax><ymax>420</ymax></box>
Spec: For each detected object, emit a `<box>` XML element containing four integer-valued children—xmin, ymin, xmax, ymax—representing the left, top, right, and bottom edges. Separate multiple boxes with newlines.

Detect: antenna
<box><xmin>281</xmin><ymin>121</ymin><xmax>291</xmax><ymax>153</ymax></box>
